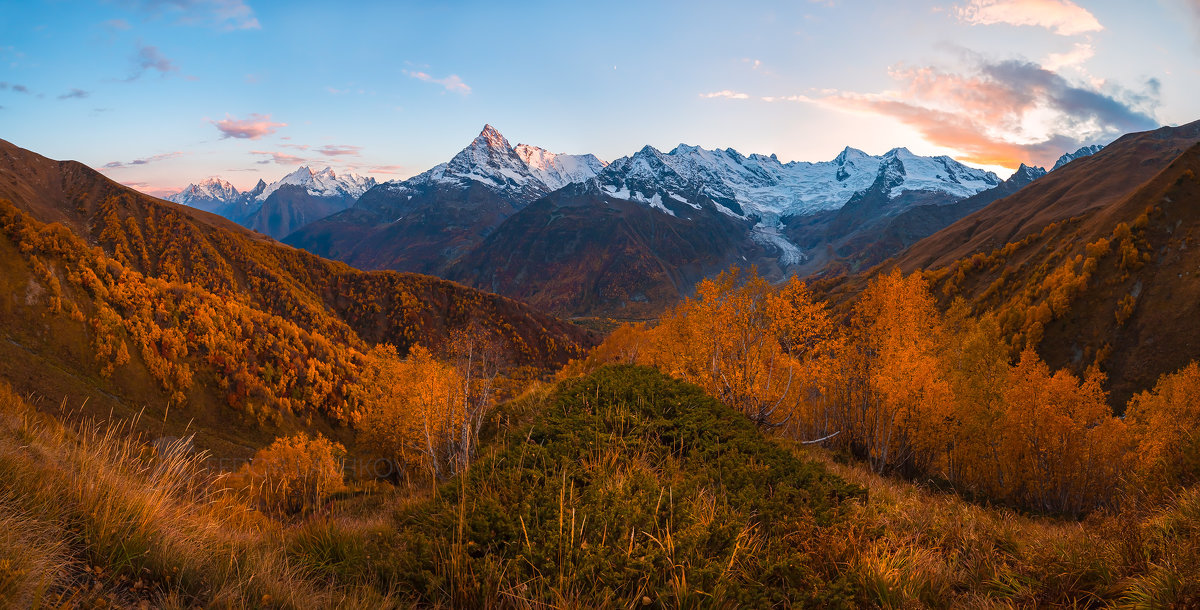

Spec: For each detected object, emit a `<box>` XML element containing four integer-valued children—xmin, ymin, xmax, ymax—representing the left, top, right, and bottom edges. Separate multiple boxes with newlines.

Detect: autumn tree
<box><xmin>231</xmin><ymin>432</ymin><xmax>345</xmax><ymax>516</ymax></box>
<box><xmin>997</xmin><ymin>350</ymin><xmax>1128</xmax><ymax>514</ymax></box>
<box><xmin>938</xmin><ymin>303</ymin><xmax>1011</xmax><ymax>493</ymax></box>
<box><xmin>1125</xmin><ymin>361</ymin><xmax>1200</xmax><ymax>488</ymax></box>
<box><xmin>638</xmin><ymin>268</ymin><xmax>834</xmax><ymax>429</ymax></box>
<box><xmin>358</xmin><ymin>344</ymin><xmax>464</xmax><ymax>482</ymax></box>
<box><xmin>845</xmin><ymin>268</ymin><xmax>953</xmax><ymax>474</ymax></box>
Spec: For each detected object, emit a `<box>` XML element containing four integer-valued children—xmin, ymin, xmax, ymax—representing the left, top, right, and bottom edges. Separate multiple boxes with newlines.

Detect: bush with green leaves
<box><xmin>386</xmin><ymin>365</ymin><xmax>866</xmax><ymax>607</ymax></box>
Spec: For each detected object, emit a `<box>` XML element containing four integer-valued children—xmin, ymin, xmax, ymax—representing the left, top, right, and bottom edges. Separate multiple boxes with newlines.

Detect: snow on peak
<box><xmin>475</xmin><ymin>124</ymin><xmax>509</xmax><ymax>150</ymax></box>
<box><xmin>256</xmin><ymin>165</ymin><xmax>376</xmax><ymax>201</ymax></box>
<box><xmin>513</xmin><ymin>144</ymin><xmax>607</xmax><ymax>191</ymax></box>
<box><xmin>422</xmin><ymin>124</ymin><xmax>540</xmax><ymax>193</ymax></box>
<box><xmin>394</xmin><ymin>125</ymin><xmax>606</xmax><ymax>199</ymax></box>
<box><xmin>876</xmin><ymin>151</ymin><xmax>1001</xmax><ymax>199</ymax></box>
<box><xmin>597</xmin><ymin>142</ymin><xmax>1003</xmax><ymax>219</ymax></box>
<box><xmin>833</xmin><ymin>146</ymin><xmax>869</xmax><ymax>164</ymax></box>
<box><xmin>166</xmin><ymin>177</ymin><xmax>240</xmax><ymax>205</ymax></box>
<box><xmin>1052</xmin><ymin>144</ymin><xmax>1105</xmax><ymax>171</ymax></box>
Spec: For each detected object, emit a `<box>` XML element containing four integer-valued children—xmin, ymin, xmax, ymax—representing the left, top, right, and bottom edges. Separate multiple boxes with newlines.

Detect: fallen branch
<box><xmin>801</xmin><ymin>431</ymin><xmax>841</xmax><ymax>445</ymax></box>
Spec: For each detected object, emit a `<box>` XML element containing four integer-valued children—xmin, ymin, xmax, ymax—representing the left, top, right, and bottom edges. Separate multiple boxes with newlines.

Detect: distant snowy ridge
<box><xmin>166</xmin><ymin>167</ymin><xmax>375</xmax><ymax>208</ymax></box>
<box><xmin>1052</xmin><ymin>144</ymin><xmax>1105</xmax><ymax>171</ymax></box>
<box><xmin>255</xmin><ymin>166</ymin><xmax>375</xmax><ymax>201</ymax></box>
<box><xmin>165</xmin><ymin>177</ymin><xmax>241</xmax><ymax>207</ymax></box>
<box><xmin>514</xmin><ymin>143</ymin><xmax>608</xmax><ymax>191</ymax></box>
<box><xmin>595</xmin><ymin>143</ymin><xmax>1002</xmax><ymax>220</ymax></box>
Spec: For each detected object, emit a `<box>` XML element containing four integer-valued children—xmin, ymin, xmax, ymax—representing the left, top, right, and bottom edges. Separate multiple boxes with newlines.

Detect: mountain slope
<box><xmin>800</xmin><ymin>163</ymin><xmax>1049</xmax><ymax>275</ymax></box>
<box><xmin>448</xmin><ymin>181</ymin><xmax>769</xmax><ymax>319</ymax></box>
<box><xmin>0</xmin><ymin>137</ymin><xmax>593</xmax><ymax>455</ymax></box>
<box><xmin>830</xmin><ymin>120</ymin><xmax>1200</xmax><ymax>407</ymax></box>
<box><xmin>895</xmin><ymin>123</ymin><xmax>1200</xmax><ymax>272</ymax></box>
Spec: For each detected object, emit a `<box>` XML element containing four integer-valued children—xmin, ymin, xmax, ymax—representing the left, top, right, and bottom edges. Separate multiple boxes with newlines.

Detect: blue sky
<box><xmin>2</xmin><ymin>0</ymin><xmax>1198</xmax><ymax>196</ymax></box>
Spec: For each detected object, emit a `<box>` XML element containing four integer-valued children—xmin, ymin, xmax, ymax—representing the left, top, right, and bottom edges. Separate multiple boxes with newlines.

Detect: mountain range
<box><xmin>167</xmin><ymin>166</ymin><xmax>375</xmax><ymax>239</ymax></box>
<box><xmin>167</xmin><ymin>125</ymin><xmax>1104</xmax><ymax>319</ymax></box>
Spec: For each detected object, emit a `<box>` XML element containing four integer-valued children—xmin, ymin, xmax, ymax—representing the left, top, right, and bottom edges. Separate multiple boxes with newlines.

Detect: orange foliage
<box><xmin>358</xmin><ymin>343</ymin><xmax>483</xmax><ymax>481</ymax></box>
<box><xmin>847</xmin><ymin>269</ymin><xmax>953</xmax><ymax>473</ymax></box>
<box><xmin>995</xmin><ymin>352</ymin><xmax>1129</xmax><ymax>513</ymax></box>
<box><xmin>582</xmin><ymin>265</ymin><xmax>1150</xmax><ymax>515</ymax></box>
<box><xmin>634</xmin><ymin>268</ymin><xmax>837</xmax><ymax>428</ymax></box>
<box><xmin>1125</xmin><ymin>362</ymin><xmax>1200</xmax><ymax>487</ymax></box>
<box><xmin>231</xmin><ymin>432</ymin><xmax>346</xmax><ymax>515</ymax></box>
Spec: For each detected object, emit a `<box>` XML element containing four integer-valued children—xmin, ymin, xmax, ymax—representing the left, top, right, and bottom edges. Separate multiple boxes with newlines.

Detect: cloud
<box><xmin>403</xmin><ymin>70</ymin><xmax>471</xmax><ymax>95</ymax></box>
<box><xmin>0</xmin><ymin>82</ymin><xmax>29</xmax><ymax>93</ymax></box>
<box><xmin>104</xmin><ymin>18</ymin><xmax>132</xmax><ymax>31</ymax></box>
<box><xmin>1042</xmin><ymin>42</ymin><xmax>1094</xmax><ymax>71</ymax></box>
<box><xmin>366</xmin><ymin>165</ymin><xmax>407</xmax><ymax>175</ymax></box>
<box><xmin>956</xmin><ymin>0</ymin><xmax>1102</xmax><ymax>35</ymax></box>
<box><xmin>817</xmin><ymin>57</ymin><xmax>1158</xmax><ymax>168</ymax></box>
<box><xmin>57</xmin><ymin>88</ymin><xmax>89</xmax><ymax>100</ymax></box>
<box><xmin>761</xmin><ymin>94</ymin><xmax>817</xmax><ymax>103</ymax></box>
<box><xmin>250</xmin><ymin>150</ymin><xmax>306</xmax><ymax>165</ymax></box>
<box><xmin>102</xmin><ymin>151</ymin><xmax>183</xmax><ymax>169</ymax></box>
<box><xmin>1185</xmin><ymin>0</ymin><xmax>1200</xmax><ymax>36</ymax></box>
<box><xmin>314</xmin><ymin>144</ymin><xmax>361</xmax><ymax>157</ymax></box>
<box><xmin>130</xmin><ymin>0</ymin><xmax>260</xmax><ymax>31</ymax></box>
<box><xmin>213</xmin><ymin>113</ymin><xmax>285</xmax><ymax>139</ymax></box>
<box><xmin>128</xmin><ymin>43</ymin><xmax>179</xmax><ymax>80</ymax></box>
<box><xmin>699</xmin><ymin>90</ymin><xmax>750</xmax><ymax>99</ymax></box>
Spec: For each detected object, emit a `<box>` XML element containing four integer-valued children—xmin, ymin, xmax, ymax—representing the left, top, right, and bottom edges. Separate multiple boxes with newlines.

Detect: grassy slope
<box><xmin>4</xmin><ymin>366</ymin><xmax>1200</xmax><ymax>608</ymax></box>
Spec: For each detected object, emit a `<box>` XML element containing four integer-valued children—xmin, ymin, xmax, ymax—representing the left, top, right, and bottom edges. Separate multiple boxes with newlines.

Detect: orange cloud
<box><xmin>956</xmin><ymin>0</ymin><xmax>1103</xmax><ymax>35</ymax></box>
<box><xmin>250</xmin><ymin>150</ymin><xmax>305</xmax><ymax>164</ymax></box>
<box><xmin>815</xmin><ymin>58</ymin><xmax>1157</xmax><ymax>169</ymax></box>
<box><xmin>213</xmin><ymin>113</ymin><xmax>286</xmax><ymax>139</ymax></box>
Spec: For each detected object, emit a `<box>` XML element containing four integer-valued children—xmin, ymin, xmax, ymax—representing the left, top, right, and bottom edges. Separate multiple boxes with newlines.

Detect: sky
<box><xmin>2</xmin><ymin>0</ymin><xmax>1198</xmax><ymax>197</ymax></box>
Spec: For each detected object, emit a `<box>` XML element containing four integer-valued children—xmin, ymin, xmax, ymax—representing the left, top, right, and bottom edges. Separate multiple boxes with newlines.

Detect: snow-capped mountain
<box><xmin>165</xmin><ymin>177</ymin><xmax>242</xmax><ymax>212</ymax></box>
<box><xmin>590</xmin><ymin>142</ymin><xmax>1002</xmax><ymax>266</ymax></box>
<box><xmin>1052</xmin><ymin>144</ymin><xmax>1105</xmax><ymax>171</ymax></box>
<box><xmin>256</xmin><ymin>166</ymin><xmax>376</xmax><ymax>202</ymax></box>
<box><xmin>375</xmin><ymin>124</ymin><xmax>606</xmax><ymax>202</ymax></box>
<box><xmin>292</xmin><ymin>125</ymin><xmax>608</xmax><ymax>275</ymax></box>
<box><xmin>595</xmin><ymin>143</ymin><xmax>1002</xmax><ymax>221</ymax></box>
<box><xmin>164</xmin><ymin>167</ymin><xmax>375</xmax><ymax>239</ymax></box>
<box><xmin>514</xmin><ymin>144</ymin><xmax>608</xmax><ymax>191</ymax></box>
<box><xmin>167</xmin><ymin>167</ymin><xmax>374</xmax><ymax>210</ymax></box>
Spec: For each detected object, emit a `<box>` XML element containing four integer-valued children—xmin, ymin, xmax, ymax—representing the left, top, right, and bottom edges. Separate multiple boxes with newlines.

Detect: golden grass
<box><xmin>0</xmin><ymin>382</ymin><xmax>348</xmax><ymax>607</ymax></box>
<box><xmin>794</xmin><ymin>444</ymin><xmax>1200</xmax><ymax>608</ymax></box>
<box><xmin>4</xmin><ymin>371</ymin><xmax>1200</xmax><ymax>608</ymax></box>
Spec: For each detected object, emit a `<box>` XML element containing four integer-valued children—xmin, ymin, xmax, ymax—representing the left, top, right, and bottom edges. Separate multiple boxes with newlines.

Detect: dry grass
<box><xmin>4</xmin><ymin>369</ymin><xmax>1200</xmax><ymax>608</ymax></box>
<box><xmin>794</xmin><ymin>444</ymin><xmax>1200</xmax><ymax>608</ymax></box>
<box><xmin>0</xmin><ymin>381</ymin><xmax>348</xmax><ymax>607</ymax></box>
